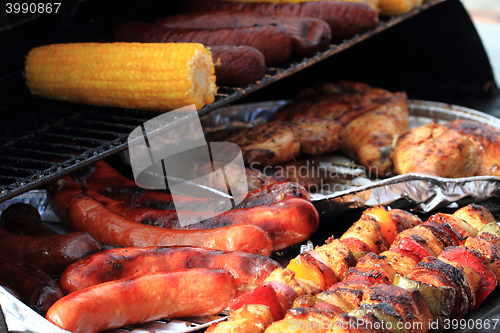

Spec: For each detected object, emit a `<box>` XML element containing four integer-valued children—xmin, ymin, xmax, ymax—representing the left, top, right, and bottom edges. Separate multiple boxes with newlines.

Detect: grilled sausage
<box><xmin>46</xmin><ymin>268</ymin><xmax>236</xmax><ymax>333</ymax></box>
<box><xmin>155</xmin><ymin>11</ymin><xmax>332</xmax><ymax>57</ymax></box>
<box><xmin>113</xmin><ymin>21</ymin><xmax>293</xmax><ymax>65</ymax></box>
<box><xmin>0</xmin><ymin>226</ymin><xmax>102</xmax><ymax>275</ymax></box>
<box><xmin>50</xmin><ymin>177</ymin><xmax>314</xmax><ymax>251</ymax></box>
<box><xmin>59</xmin><ymin>246</ymin><xmax>280</xmax><ymax>295</ymax></box>
<box><xmin>68</xmin><ymin>193</ymin><xmax>274</xmax><ymax>256</ymax></box>
<box><xmin>71</xmin><ymin>161</ymin><xmax>284</xmax><ymax>211</ymax></box>
<box><xmin>0</xmin><ymin>202</ymin><xmax>57</xmax><ymax>236</ymax></box>
<box><xmin>0</xmin><ymin>279</ymin><xmax>20</xmax><ymax>299</ymax></box>
<box><xmin>0</xmin><ymin>256</ymin><xmax>63</xmax><ymax>316</ymax></box>
<box><xmin>184</xmin><ymin>0</ymin><xmax>379</xmax><ymax>39</ymax></box>
<box><xmin>210</xmin><ymin>45</ymin><xmax>266</xmax><ymax>86</ymax></box>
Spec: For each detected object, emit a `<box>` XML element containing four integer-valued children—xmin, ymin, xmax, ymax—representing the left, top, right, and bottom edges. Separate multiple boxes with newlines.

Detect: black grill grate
<box><xmin>0</xmin><ymin>1</ymin><xmax>442</xmax><ymax>203</ymax></box>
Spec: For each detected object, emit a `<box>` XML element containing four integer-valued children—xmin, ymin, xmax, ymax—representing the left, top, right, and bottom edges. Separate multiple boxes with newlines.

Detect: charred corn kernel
<box><xmin>25</xmin><ymin>43</ymin><xmax>217</xmax><ymax>111</ymax></box>
<box><xmin>221</xmin><ymin>0</ymin><xmax>380</xmax><ymax>10</ymax></box>
<box><xmin>379</xmin><ymin>0</ymin><xmax>423</xmax><ymax>15</ymax></box>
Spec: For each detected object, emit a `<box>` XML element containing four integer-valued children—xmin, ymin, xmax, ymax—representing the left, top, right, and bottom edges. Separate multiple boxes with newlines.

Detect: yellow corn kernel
<box><xmin>25</xmin><ymin>43</ymin><xmax>217</xmax><ymax>111</ymax></box>
<box><xmin>220</xmin><ymin>0</ymin><xmax>380</xmax><ymax>11</ymax></box>
<box><xmin>379</xmin><ymin>0</ymin><xmax>423</xmax><ymax>15</ymax></box>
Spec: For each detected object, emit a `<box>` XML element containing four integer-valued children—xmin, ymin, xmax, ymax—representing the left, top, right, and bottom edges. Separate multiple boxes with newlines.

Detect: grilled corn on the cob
<box><xmin>379</xmin><ymin>0</ymin><xmax>423</xmax><ymax>15</ymax></box>
<box><xmin>25</xmin><ymin>43</ymin><xmax>217</xmax><ymax>111</ymax></box>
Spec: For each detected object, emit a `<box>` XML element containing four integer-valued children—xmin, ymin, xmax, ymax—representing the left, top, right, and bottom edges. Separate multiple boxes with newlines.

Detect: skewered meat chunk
<box><xmin>465</xmin><ymin>236</ymin><xmax>500</xmax><ymax>281</ymax></box>
<box><xmin>438</xmin><ymin>246</ymin><xmax>497</xmax><ymax>309</ymax></box>
<box><xmin>355</xmin><ymin>253</ymin><xmax>397</xmax><ymax>283</ymax></box>
<box><xmin>361</xmin><ymin>284</ymin><xmax>433</xmax><ymax>333</ymax></box>
<box><xmin>453</xmin><ymin>203</ymin><xmax>495</xmax><ymax>232</ymax></box>
<box><xmin>379</xmin><ymin>249</ymin><xmax>421</xmax><ymax>276</ymax></box>
<box><xmin>310</xmin><ymin>239</ymin><xmax>356</xmax><ymax>282</ymax></box>
<box><xmin>340</xmin><ymin>216</ymin><xmax>390</xmax><ymax>254</ymax></box>
<box><xmin>264</xmin><ymin>307</ymin><xmax>337</xmax><ymax>333</ymax></box>
<box><xmin>206</xmin><ymin>304</ymin><xmax>274</xmax><ymax>333</ymax></box>
<box><xmin>407</xmin><ymin>256</ymin><xmax>474</xmax><ymax>319</ymax></box>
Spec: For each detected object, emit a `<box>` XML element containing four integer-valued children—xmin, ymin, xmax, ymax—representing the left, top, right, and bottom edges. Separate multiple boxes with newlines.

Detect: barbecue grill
<box><xmin>0</xmin><ymin>0</ymin><xmax>496</xmax><ymax>204</ymax></box>
<box><xmin>1</xmin><ymin>0</ymin><xmax>500</xmax><ymax>332</ymax></box>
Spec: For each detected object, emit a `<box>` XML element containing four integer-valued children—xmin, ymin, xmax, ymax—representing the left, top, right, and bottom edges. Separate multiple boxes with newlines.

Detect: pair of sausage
<box><xmin>50</xmin><ymin>173</ymin><xmax>318</xmax><ymax>251</ymax></box>
<box><xmin>0</xmin><ymin>255</ymin><xmax>63</xmax><ymax>316</ymax></box>
<box><xmin>0</xmin><ymin>203</ymin><xmax>102</xmax><ymax>275</ymax></box>
<box><xmin>113</xmin><ymin>21</ymin><xmax>292</xmax><ymax>66</ymax></box>
<box><xmin>67</xmin><ymin>193</ymin><xmax>274</xmax><ymax>256</ymax></box>
<box><xmin>155</xmin><ymin>10</ymin><xmax>332</xmax><ymax>57</ymax></box>
<box><xmin>59</xmin><ymin>246</ymin><xmax>281</xmax><ymax>295</ymax></box>
<box><xmin>183</xmin><ymin>0</ymin><xmax>379</xmax><ymax>39</ymax></box>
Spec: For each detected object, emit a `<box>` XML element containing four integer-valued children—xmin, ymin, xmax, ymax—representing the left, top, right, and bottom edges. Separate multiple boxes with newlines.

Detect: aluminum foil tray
<box><xmin>201</xmin><ymin>100</ymin><xmax>500</xmax><ymax>216</ymax></box>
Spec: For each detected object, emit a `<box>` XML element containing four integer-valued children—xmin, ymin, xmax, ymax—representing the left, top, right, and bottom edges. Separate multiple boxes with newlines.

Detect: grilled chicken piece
<box><xmin>392</xmin><ymin>120</ymin><xmax>500</xmax><ymax>177</ymax></box>
<box><xmin>291</xmin><ymin>118</ymin><xmax>346</xmax><ymax>155</ymax></box>
<box><xmin>221</xmin><ymin>118</ymin><xmax>345</xmax><ymax>166</ymax></box>
<box><xmin>272</xmin><ymin>81</ymin><xmax>394</xmax><ymax>122</ymax></box>
<box><xmin>391</xmin><ymin>122</ymin><xmax>480</xmax><ymax>177</ymax></box>
<box><xmin>222</xmin><ymin>121</ymin><xmax>300</xmax><ymax>166</ymax></box>
<box><xmin>446</xmin><ymin>120</ymin><xmax>500</xmax><ymax>176</ymax></box>
<box><xmin>340</xmin><ymin>93</ymin><xmax>409</xmax><ymax>176</ymax></box>
<box><xmin>361</xmin><ymin>284</ymin><xmax>433</xmax><ymax>333</ymax></box>
<box><xmin>206</xmin><ymin>304</ymin><xmax>274</xmax><ymax>333</ymax></box>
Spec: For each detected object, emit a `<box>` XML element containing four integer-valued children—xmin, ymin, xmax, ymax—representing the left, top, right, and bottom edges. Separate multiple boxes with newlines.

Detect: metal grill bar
<box><xmin>0</xmin><ymin>0</ymin><xmax>443</xmax><ymax>203</ymax></box>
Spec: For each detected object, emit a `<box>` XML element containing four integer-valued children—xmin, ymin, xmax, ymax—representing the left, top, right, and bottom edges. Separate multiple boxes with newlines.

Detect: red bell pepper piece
<box><xmin>228</xmin><ymin>285</ymin><xmax>285</xmax><ymax>320</ymax></box>
<box><xmin>439</xmin><ymin>246</ymin><xmax>497</xmax><ymax>309</ymax></box>
<box><xmin>396</xmin><ymin>237</ymin><xmax>432</xmax><ymax>260</ymax></box>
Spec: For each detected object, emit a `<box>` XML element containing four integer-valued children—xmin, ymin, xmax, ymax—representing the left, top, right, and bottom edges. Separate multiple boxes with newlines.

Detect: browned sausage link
<box><xmin>50</xmin><ymin>175</ymin><xmax>307</xmax><ymax>227</ymax></box>
<box><xmin>155</xmin><ymin>11</ymin><xmax>332</xmax><ymax>57</ymax></box>
<box><xmin>68</xmin><ymin>194</ymin><xmax>274</xmax><ymax>256</ymax></box>
<box><xmin>85</xmin><ymin>186</ymin><xmax>316</xmax><ymax>251</ymax></box>
<box><xmin>59</xmin><ymin>246</ymin><xmax>281</xmax><ymax>295</ymax></box>
<box><xmin>47</xmin><ymin>268</ymin><xmax>236</xmax><ymax>333</ymax></box>
<box><xmin>112</xmin><ymin>21</ymin><xmax>293</xmax><ymax>66</ymax></box>
<box><xmin>211</xmin><ymin>1</ymin><xmax>379</xmax><ymax>39</ymax></box>
<box><xmin>0</xmin><ymin>227</ymin><xmax>102</xmax><ymax>275</ymax></box>
<box><xmin>73</xmin><ymin>160</ymin><xmax>299</xmax><ymax>209</ymax></box>
<box><xmin>101</xmin><ymin>181</ymin><xmax>310</xmax><ymax>227</ymax></box>
<box><xmin>210</xmin><ymin>45</ymin><xmax>266</xmax><ymax>86</ymax></box>
<box><xmin>0</xmin><ymin>279</ymin><xmax>21</xmax><ymax>299</ymax></box>
<box><xmin>0</xmin><ymin>256</ymin><xmax>63</xmax><ymax>316</ymax></box>
<box><xmin>0</xmin><ymin>203</ymin><xmax>57</xmax><ymax>236</ymax></box>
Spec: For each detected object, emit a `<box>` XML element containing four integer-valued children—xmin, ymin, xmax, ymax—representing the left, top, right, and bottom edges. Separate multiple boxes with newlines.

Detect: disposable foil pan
<box><xmin>200</xmin><ymin>100</ymin><xmax>500</xmax><ymax>216</ymax></box>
